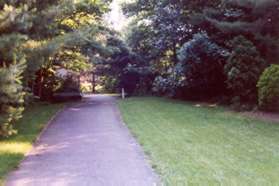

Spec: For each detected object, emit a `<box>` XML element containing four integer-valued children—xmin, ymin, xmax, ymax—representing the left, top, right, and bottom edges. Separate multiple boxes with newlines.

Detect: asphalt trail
<box><xmin>6</xmin><ymin>95</ymin><xmax>158</xmax><ymax>186</ymax></box>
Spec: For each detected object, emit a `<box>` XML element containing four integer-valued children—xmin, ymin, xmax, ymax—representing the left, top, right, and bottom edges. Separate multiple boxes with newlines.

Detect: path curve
<box><xmin>6</xmin><ymin>95</ymin><xmax>158</xmax><ymax>186</ymax></box>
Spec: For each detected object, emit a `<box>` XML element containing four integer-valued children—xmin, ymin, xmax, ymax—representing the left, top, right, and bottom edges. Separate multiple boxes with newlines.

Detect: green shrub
<box><xmin>224</xmin><ymin>36</ymin><xmax>266</xmax><ymax>105</ymax></box>
<box><xmin>153</xmin><ymin>33</ymin><xmax>228</xmax><ymax>98</ymax></box>
<box><xmin>257</xmin><ymin>65</ymin><xmax>279</xmax><ymax>112</ymax></box>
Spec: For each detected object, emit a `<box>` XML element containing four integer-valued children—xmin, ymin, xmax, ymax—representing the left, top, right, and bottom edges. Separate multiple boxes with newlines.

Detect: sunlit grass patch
<box><xmin>0</xmin><ymin>102</ymin><xmax>63</xmax><ymax>185</ymax></box>
<box><xmin>0</xmin><ymin>142</ymin><xmax>32</xmax><ymax>154</ymax></box>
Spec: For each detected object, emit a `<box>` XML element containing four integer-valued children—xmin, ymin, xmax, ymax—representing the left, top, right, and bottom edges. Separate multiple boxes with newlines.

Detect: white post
<box><xmin>122</xmin><ymin>88</ymin><xmax>125</xmax><ymax>99</ymax></box>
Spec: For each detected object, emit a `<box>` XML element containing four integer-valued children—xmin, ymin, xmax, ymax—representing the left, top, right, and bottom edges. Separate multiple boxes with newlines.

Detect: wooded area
<box><xmin>121</xmin><ymin>0</ymin><xmax>279</xmax><ymax>107</ymax></box>
<box><xmin>1</xmin><ymin>0</ymin><xmax>279</xmax><ymax>137</ymax></box>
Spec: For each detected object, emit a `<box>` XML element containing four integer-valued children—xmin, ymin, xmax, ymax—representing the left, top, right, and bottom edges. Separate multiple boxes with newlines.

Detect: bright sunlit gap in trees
<box><xmin>105</xmin><ymin>0</ymin><xmax>129</xmax><ymax>31</ymax></box>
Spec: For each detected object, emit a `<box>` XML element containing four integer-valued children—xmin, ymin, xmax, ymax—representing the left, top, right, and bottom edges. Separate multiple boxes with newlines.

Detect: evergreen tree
<box><xmin>200</xmin><ymin>0</ymin><xmax>279</xmax><ymax>64</ymax></box>
<box><xmin>224</xmin><ymin>36</ymin><xmax>266</xmax><ymax>105</ymax></box>
<box><xmin>0</xmin><ymin>2</ymin><xmax>30</xmax><ymax>136</ymax></box>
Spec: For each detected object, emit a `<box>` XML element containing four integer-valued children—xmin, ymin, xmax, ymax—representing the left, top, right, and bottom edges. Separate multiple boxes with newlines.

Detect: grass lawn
<box><xmin>118</xmin><ymin>97</ymin><xmax>279</xmax><ymax>185</ymax></box>
<box><xmin>0</xmin><ymin>102</ymin><xmax>63</xmax><ymax>185</ymax></box>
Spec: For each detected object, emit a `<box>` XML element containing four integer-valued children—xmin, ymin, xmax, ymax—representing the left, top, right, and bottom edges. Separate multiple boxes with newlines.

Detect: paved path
<box><xmin>6</xmin><ymin>95</ymin><xmax>158</xmax><ymax>186</ymax></box>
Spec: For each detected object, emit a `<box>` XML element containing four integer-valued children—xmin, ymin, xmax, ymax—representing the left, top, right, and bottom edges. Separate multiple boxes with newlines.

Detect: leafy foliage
<box><xmin>177</xmin><ymin>33</ymin><xmax>228</xmax><ymax>99</ymax></box>
<box><xmin>200</xmin><ymin>0</ymin><xmax>279</xmax><ymax>64</ymax></box>
<box><xmin>224</xmin><ymin>36</ymin><xmax>266</xmax><ymax>105</ymax></box>
<box><xmin>0</xmin><ymin>57</ymin><xmax>26</xmax><ymax>137</ymax></box>
<box><xmin>257</xmin><ymin>65</ymin><xmax>279</xmax><ymax>112</ymax></box>
<box><xmin>153</xmin><ymin>33</ymin><xmax>228</xmax><ymax>99</ymax></box>
<box><xmin>0</xmin><ymin>18</ymin><xmax>28</xmax><ymax>137</ymax></box>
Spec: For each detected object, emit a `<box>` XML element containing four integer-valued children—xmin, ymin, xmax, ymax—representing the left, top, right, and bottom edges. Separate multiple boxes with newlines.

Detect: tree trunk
<box><xmin>92</xmin><ymin>72</ymin><xmax>96</xmax><ymax>93</ymax></box>
<box><xmin>173</xmin><ymin>42</ymin><xmax>178</xmax><ymax>64</ymax></box>
<box><xmin>38</xmin><ymin>70</ymin><xmax>44</xmax><ymax>99</ymax></box>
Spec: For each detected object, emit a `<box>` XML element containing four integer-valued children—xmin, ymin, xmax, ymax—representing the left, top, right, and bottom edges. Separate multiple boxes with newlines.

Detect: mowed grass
<box><xmin>0</xmin><ymin>102</ymin><xmax>63</xmax><ymax>185</ymax></box>
<box><xmin>118</xmin><ymin>97</ymin><xmax>279</xmax><ymax>185</ymax></box>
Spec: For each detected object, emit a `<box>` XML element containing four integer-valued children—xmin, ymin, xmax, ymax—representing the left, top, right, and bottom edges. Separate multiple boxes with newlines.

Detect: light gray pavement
<box><xmin>6</xmin><ymin>95</ymin><xmax>158</xmax><ymax>186</ymax></box>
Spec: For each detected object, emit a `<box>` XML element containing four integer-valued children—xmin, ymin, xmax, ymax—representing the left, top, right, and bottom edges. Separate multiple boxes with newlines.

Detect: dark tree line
<box><xmin>111</xmin><ymin>0</ymin><xmax>279</xmax><ymax>111</ymax></box>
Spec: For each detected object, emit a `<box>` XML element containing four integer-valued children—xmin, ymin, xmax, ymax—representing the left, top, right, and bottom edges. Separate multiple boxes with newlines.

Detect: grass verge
<box><xmin>118</xmin><ymin>97</ymin><xmax>279</xmax><ymax>185</ymax></box>
<box><xmin>0</xmin><ymin>102</ymin><xmax>63</xmax><ymax>185</ymax></box>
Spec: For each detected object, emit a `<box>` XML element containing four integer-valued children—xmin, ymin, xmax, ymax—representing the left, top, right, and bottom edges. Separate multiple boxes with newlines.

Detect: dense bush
<box><xmin>152</xmin><ymin>73</ymin><xmax>181</xmax><ymax>97</ymax></box>
<box><xmin>178</xmin><ymin>33</ymin><xmax>229</xmax><ymax>99</ymax></box>
<box><xmin>224</xmin><ymin>36</ymin><xmax>266</xmax><ymax>105</ymax></box>
<box><xmin>257</xmin><ymin>65</ymin><xmax>279</xmax><ymax>112</ymax></box>
<box><xmin>153</xmin><ymin>33</ymin><xmax>228</xmax><ymax>99</ymax></box>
